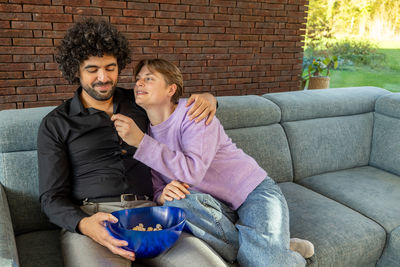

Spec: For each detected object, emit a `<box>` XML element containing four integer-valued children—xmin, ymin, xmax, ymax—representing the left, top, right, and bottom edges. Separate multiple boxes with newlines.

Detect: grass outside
<box><xmin>328</xmin><ymin>41</ymin><xmax>400</xmax><ymax>92</ymax></box>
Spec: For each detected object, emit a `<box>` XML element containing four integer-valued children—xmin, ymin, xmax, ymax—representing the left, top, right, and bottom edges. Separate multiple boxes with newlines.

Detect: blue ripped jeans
<box><xmin>163</xmin><ymin>178</ymin><xmax>306</xmax><ymax>267</ymax></box>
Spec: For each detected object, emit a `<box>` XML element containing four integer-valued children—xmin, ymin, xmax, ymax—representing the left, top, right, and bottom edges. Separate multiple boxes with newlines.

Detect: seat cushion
<box><xmin>16</xmin><ymin>230</ymin><xmax>63</xmax><ymax>267</ymax></box>
<box><xmin>298</xmin><ymin>166</ymin><xmax>400</xmax><ymax>232</ymax></box>
<box><xmin>377</xmin><ymin>225</ymin><xmax>400</xmax><ymax>267</ymax></box>
<box><xmin>279</xmin><ymin>182</ymin><xmax>385</xmax><ymax>267</ymax></box>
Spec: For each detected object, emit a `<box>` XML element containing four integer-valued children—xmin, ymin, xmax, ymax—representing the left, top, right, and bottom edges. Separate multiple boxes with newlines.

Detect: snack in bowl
<box><xmin>105</xmin><ymin>206</ymin><xmax>186</xmax><ymax>258</ymax></box>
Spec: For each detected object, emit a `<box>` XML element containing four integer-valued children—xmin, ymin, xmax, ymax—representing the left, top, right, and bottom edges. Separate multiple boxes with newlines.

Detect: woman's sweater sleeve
<box><xmin>134</xmin><ymin>118</ymin><xmax>220</xmax><ymax>187</ymax></box>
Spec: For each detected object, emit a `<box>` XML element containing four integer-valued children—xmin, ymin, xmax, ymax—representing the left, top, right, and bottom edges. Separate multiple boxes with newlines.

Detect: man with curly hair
<box><xmin>37</xmin><ymin>18</ymin><xmax>225</xmax><ymax>267</ymax></box>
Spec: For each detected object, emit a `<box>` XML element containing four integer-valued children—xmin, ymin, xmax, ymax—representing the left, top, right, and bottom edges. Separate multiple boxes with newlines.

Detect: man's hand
<box><xmin>78</xmin><ymin>212</ymin><xmax>136</xmax><ymax>261</ymax></box>
<box><xmin>158</xmin><ymin>180</ymin><xmax>190</xmax><ymax>205</ymax></box>
<box><xmin>111</xmin><ymin>114</ymin><xmax>144</xmax><ymax>147</ymax></box>
<box><xmin>186</xmin><ymin>93</ymin><xmax>217</xmax><ymax>125</ymax></box>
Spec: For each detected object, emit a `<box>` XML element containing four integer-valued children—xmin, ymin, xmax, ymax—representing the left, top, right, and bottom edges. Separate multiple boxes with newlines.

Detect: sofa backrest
<box><xmin>263</xmin><ymin>87</ymin><xmax>389</xmax><ymax>181</ymax></box>
<box><xmin>0</xmin><ymin>106</ymin><xmax>56</xmax><ymax>235</ymax></box>
<box><xmin>370</xmin><ymin>93</ymin><xmax>400</xmax><ymax>176</ymax></box>
<box><xmin>216</xmin><ymin>95</ymin><xmax>293</xmax><ymax>183</ymax></box>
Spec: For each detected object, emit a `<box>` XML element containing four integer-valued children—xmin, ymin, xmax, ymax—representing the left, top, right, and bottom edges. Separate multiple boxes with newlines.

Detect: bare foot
<box><xmin>290</xmin><ymin>238</ymin><xmax>315</xmax><ymax>258</ymax></box>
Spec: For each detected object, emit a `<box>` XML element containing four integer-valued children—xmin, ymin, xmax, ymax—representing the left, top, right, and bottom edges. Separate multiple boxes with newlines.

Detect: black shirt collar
<box><xmin>69</xmin><ymin>87</ymin><xmax>121</xmax><ymax>116</ymax></box>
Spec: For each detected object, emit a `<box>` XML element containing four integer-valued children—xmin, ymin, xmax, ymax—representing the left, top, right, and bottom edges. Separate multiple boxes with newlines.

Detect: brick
<box><xmin>159</xmin><ymin>40</ymin><xmax>187</xmax><ymax>47</ymax></box>
<box><xmin>123</xmin><ymin>9</ymin><xmax>154</xmax><ymax>17</ymax></box>
<box><xmin>37</xmin><ymin>77</ymin><xmax>68</xmax><ymax>86</ymax></box>
<box><xmin>215</xmin><ymin>14</ymin><xmax>239</xmax><ymax>21</ymax></box>
<box><xmin>0</xmin><ymin>55</ymin><xmax>12</xmax><ymax>62</ymax></box>
<box><xmin>0</xmin><ymin>37</ymin><xmax>11</xmax><ymax>45</ymax></box>
<box><xmin>181</xmin><ymin>0</ymin><xmax>209</xmax><ymax>5</ymax></box>
<box><xmin>262</xmin><ymin>3</ymin><xmax>284</xmax><ymax>10</ymax></box>
<box><xmin>13</xmin><ymin>55</ymin><xmax>53</xmax><ymax>63</ymax></box>
<box><xmin>55</xmin><ymin>85</ymin><xmax>77</xmax><ymax>93</ymax></box>
<box><xmin>176</xmin><ymin>19</ymin><xmax>204</xmax><ymax>27</ymax></box>
<box><xmin>23</xmin><ymin>100</ymin><xmax>61</xmax><ymax>108</ymax></box>
<box><xmin>157</xmin><ymin>54</ymin><xmax>186</xmax><ymax>61</ymax></box>
<box><xmin>144</xmin><ymin>18</ymin><xmax>174</xmax><ymax>26</ymax></box>
<box><xmin>13</xmin><ymin>38</ymin><xmax>53</xmax><ymax>46</ymax></box>
<box><xmin>170</xmin><ymin>26</ymin><xmax>198</xmax><ymax>33</ymax></box>
<box><xmin>0</xmin><ymin>103</ymin><xmax>16</xmax><ymax>110</ymax></box>
<box><xmin>210</xmin><ymin>0</ymin><xmax>234</xmax><ymax>7</ymax></box>
<box><xmin>0</xmin><ymin>3</ymin><xmax>22</xmax><ymax>12</ymax></box>
<box><xmin>24</xmin><ymin>70</ymin><xmax>61</xmax><ymax>78</ymax></box>
<box><xmin>12</xmin><ymin>21</ymin><xmax>52</xmax><ymax>30</ymax></box>
<box><xmin>160</xmin><ymin>4</ymin><xmax>189</xmax><ymax>12</ymax></box>
<box><xmin>42</xmin><ymin>30</ymin><xmax>66</xmax><ymax>38</ymax></box>
<box><xmin>234</xmin><ymin>34</ymin><xmax>258</xmax><ymax>41</ymax></box>
<box><xmin>10</xmin><ymin>0</ymin><xmax>50</xmax><ymax>4</ymax></box>
<box><xmin>103</xmin><ymin>8</ymin><xmax>122</xmax><ymax>16</ymax></box>
<box><xmin>35</xmin><ymin>46</ymin><xmax>56</xmax><ymax>54</ymax></box>
<box><xmin>0</xmin><ymin>29</ymin><xmax>32</xmax><ymax>38</ymax></box>
<box><xmin>241</xmin><ymin>15</ymin><xmax>264</xmax><ymax>22</ymax></box>
<box><xmin>127</xmin><ymin>2</ymin><xmax>159</xmax><ymax>10</ymax></box>
<box><xmin>124</xmin><ymin>32</ymin><xmax>150</xmax><ymax>40</ymax></box>
<box><xmin>0</xmin><ymin>62</ymin><xmax>34</xmax><ymax>71</ymax></box>
<box><xmin>188</xmin><ymin>40</ymin><xmax>214</xmax><ymax>47</ymax></box>
<box><xmin>143</xmin><ymin>47</ymin><xmax>173</xmax><ymax>54</ymax></box>
<box><xmin>151</xmin><ymin>33</ymin><xmax>180</xmax><ymax>40</ymax></box>
<box><xmin>23</xmin><ymin>4</ymin><xmax>63</xmax><ymax>13</ymax></box>
<box><xmin>237</xmin><ymin>2</ymin><xmax>261</xmax><ymax>9</ymax></box>
<box><xmin>128</xmin><ymin>40</ymin><xmax>158</xmax><ymax>47</ymax></box>
<box><xmin>186</xmin><ymin>12</ymin><xmax>214</xmax><ymax>20</ymax></box>
<box><xmin>175</xmin><ymin>48</ymin><xmax>202</xmax><ymax>54</ymax></box>
<box><xmin>181</xmin><ymin>33</ymin><xmax>208</xmax><ymax>40</ymax></box>
<box><xmin>0</xmin><ymin>87</ymin><xmax>16</xmax><ymax>95</ymax></box>
<box><xmin>0</xmin><ymin>94</ymin><xmax>36</xmax><ymax>103</ymax></box>
<box><xmin>0</xmin><ymin>13</ymin><xmax>32</xmax><ymax>21</ymax></box>
<box><xmin>215</xmin><ymin>40</ymin><xmax>239</xmax><ymax>47</ymax></box>
<box><xmin>110</xmin><ymin>17</ymin><xmax>143</xmax><ymax>25</ymax></box>
<box><xmin>53</xmin><ymin>22</ymin><xmax>75</xmax><ymax>31</ymax></box>
<box><xmin>199</xmin><ymin>27</ymin><xmax>225</xmax><ymax>34</ymax></box>
<box><xmin>226</xmin><ymin>27</ymin><xmax>251</xmax><ymax>34</ymax></box>
<box><xmin>38</xmin><ymin>92</ymin><xmax>74</xmax><ymax>101</ymax></box>
<box><xmin>190</xmin><ymin>5</ymin><xmax>218</xmax><ymax>13</ymax></box>
<box><xmin>65</xmin><ymin>6</ymin><xmax>102</xmax><ymax>15</ymax></box>
<box><xmin>211</xmin><ymin>84</ymin><xmax>234</xmax><ymax>91</ymax></box>
<box><xmin>187</xmin><ymin>54</ymin><xmax>213</xmax><ymax>60</ymax></box>
<box><xmin>126</xmin><ymin>25</ymin><xmax>158</xmax><ymax>32</ymax></box>
<box><xmin>156</xmin><ymin>11</ymin><xmax>185</xmax><ymax>19</ymax></box>
<box><xmin>17</xmin><ymin>85</ymin><xmax>54</xmax><ymax>94</ymax></box>
<box><xmin>204</xmin><ymin>20</ymin><xmax>230</xmax><ymax>27</ymax></box>
<box><xmin>92</xmin><ymin>0</ymin><xmax>126</xmax><ymax>8</ymax></box>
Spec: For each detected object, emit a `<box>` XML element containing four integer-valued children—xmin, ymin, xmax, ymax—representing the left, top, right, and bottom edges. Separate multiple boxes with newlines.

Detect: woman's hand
<box><xmin>158</xmin><ymin>180</ymin><xmax>190</xmax><ymax>205</ymax></box>
<box><xmin>111</xmin><ymin>114</ymin><xmax>144</xmax><ymax>147</ymax></box>
<box><xmin>186</xmin><ymin>93</ymin><xmax>217</xmax><ymax>125</ymax></box>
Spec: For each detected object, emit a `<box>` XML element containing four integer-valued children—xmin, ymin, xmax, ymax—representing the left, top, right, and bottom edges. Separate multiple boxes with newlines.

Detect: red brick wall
<box><xmin>0</xmin><ymin>0</ymin><xmax>308</xmax><ymax>110</ymax></box>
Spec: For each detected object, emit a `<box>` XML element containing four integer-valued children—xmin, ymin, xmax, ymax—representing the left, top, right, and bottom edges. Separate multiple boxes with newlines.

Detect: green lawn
<box><xmin>329</xmin><ymin>41</ymin><xmax>400</xmax><ymax>92</ymax></box>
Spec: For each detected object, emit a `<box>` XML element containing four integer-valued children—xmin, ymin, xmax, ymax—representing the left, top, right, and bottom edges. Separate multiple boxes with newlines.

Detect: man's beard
<box><xmin>82</xmin><ymin>81</ymin><xmax>116</xmax><ymax>101</ymax></box>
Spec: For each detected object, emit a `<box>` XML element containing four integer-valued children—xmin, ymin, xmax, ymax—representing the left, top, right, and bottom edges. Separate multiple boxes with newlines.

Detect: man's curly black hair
<box><xmin>56</xmin><ymin>18</ymin><xmax>131</xmax><ymax>84</ymax></box>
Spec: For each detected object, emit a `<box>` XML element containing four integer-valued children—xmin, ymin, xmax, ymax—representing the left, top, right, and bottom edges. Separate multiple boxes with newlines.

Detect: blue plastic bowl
<box><xmin>105</xmin><ymin>206</ymin><xmax>186</xmax><ymax>258</ymax></box>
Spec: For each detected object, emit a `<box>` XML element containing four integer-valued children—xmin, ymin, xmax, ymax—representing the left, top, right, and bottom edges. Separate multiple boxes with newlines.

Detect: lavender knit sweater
<box><xmin>134</xmin><ymin>99</ymin><xmax>266</xmax><ymax>210</ymax></box>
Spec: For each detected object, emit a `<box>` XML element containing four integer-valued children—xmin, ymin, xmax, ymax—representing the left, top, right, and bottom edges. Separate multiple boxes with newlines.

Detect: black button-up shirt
<box><xmin>38</xmin><ymin>87</ymin><xmax>153</xmax><ymax>233</ymax></box>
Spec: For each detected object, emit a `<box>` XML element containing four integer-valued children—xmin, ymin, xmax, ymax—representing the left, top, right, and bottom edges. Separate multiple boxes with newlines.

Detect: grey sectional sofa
<box><xmin>1</xmin><ymin>86</ymin><xmax>399</xmax><ymax>267</ymax></box>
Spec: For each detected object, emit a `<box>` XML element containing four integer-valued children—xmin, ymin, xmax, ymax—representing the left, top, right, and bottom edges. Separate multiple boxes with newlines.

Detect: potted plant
<box><xmin>301</xmin><ymin>56</ymin><xmax>339</xmax><ymax>89</ymax></box>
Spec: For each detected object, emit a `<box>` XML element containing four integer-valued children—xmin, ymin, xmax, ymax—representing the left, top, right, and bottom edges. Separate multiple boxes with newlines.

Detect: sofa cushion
<box><xmin>0</xmin><ymin>150</ymin><xmax>56</xmax><ymax>235</ymax></box>
<box><xmin>263</xmin><ymin>86</ymin><xmax>388</xmax><ymax>122</ymax></box>
<box><xmin>226</xmin><ymin>124</ymin><xmax>293</xmax><ymax>183</ymax></box>
<box><xmin>370</xmin><ymin>93</ymin><xmax>400</xmax><ymax>176</ymax></box>
<box><xmin>297</xmin><ymin>166</ymin><xmax>400</xmax><ymax>233</ymax></box>
<box><xmin>0</xmin><ymin>107</ymin><xmax>55</xmax><ymax>153</ymax></box>
<box><xmin>377</xmin><ymin>225</ymin><xmax>400</xmax><ymax>267</ymax></box>
<box><xmin>216</xmin><ymin>95</ymin><xmax>280</xmax><ymax>130</ymax></box>
<box><xmin>16</xmin><ymin>230</ymin><xmax>63</xmax><ymax>267</ymax></box>
<box><xmin>279</xmin><ymin>182</ymin><xmax>386</xmax><ymax>267</ymax></box>
<box><xmin>282</xmin><ymin>113</ymin><xmax>373</xmax><ymax>180</ymax></box>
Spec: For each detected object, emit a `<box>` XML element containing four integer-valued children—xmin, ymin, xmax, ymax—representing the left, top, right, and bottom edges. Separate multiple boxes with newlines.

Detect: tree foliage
<box><xmin>306</xmin><ymin>0</ymin><xmax>400</xmax><ymax>43</ymax></box>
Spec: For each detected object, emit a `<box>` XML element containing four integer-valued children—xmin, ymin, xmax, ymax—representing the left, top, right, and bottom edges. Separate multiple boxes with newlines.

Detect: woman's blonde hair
<box><xmin>134</xmin><ymin>59</ymin><xmax>183</xmax><ymax>104</ymax></box>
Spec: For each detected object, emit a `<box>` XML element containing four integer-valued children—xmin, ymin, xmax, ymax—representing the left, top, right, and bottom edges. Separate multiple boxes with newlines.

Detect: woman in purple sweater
<box><xmin>112</xmin><ymin>59</ymin><xmax>313</xmax><ymax>267</ymax></box>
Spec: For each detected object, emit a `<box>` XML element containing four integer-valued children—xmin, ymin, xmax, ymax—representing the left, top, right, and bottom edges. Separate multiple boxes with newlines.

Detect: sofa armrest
<box><xmin>0</xmin><ymin>184</ymin><xmax>19</xmax><ymax>267</ymax></box>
